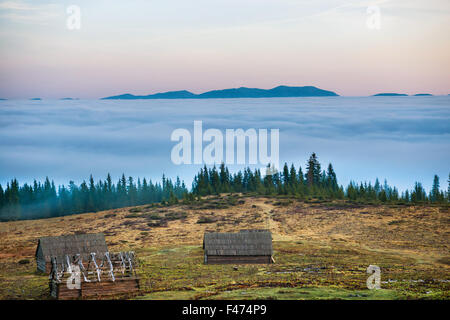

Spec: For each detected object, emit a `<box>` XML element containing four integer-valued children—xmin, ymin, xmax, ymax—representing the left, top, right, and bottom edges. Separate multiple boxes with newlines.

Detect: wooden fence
<box><xmin>49</xmin><ymin>251</ymin><xmax>140</xmax><ymax>299</ymax></box>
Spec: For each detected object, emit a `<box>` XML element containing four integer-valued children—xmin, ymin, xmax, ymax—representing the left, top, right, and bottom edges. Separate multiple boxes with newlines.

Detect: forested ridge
<box><xmin>1</xmin><ymin>153</ymin><xmax>448</xmax><ymax>221</ymax></box>
<box><xmin>0</xmin><ymin>174</ymin><xmax>187</xmax><ymax>221</ymax></box>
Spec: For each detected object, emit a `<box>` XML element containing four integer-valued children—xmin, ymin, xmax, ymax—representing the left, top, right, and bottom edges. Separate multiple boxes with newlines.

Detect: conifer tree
<box><xmin>289</xmin><ymin>164</ymin><xmax>298</xmax><ymax>194</ymax></box>
<box><xmin>448</xmin><ymin>173</ymin><xmax>450</xmax><ymax>201</ymax></box>
<box><xmin>430</xmin><ymin>175</ymin><xmax>440</xmax><ymax>203</ymax></box>
<box><xmin>326</xmin><ymin>163</ymin><xmax>338</xmax><ymax>191</ymax></box>
<box><xmin>306</xmin><ymin>153</ymin><xmax>321</xmax><ymax>187</ymax></box>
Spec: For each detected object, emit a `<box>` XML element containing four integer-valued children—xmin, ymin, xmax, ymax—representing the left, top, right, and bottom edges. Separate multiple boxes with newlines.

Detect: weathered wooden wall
<box><xmin>36</xmin><ymin>260</ymin><xmax>54</xmax><ymax>274</ymax></box>
<box><xmin>48</xmin><ymin>251</ymin><xmax>139</xmax><ymax>299</ymax></box>
<box><xmin>205</xmin><ymin>255</ymin><xmax>272</xmax><ymax>264</ymax></box>
<box><xmin>51</xmin><ymin>278</ymin><xmax>140</xmax><ymax>300</ymax></box>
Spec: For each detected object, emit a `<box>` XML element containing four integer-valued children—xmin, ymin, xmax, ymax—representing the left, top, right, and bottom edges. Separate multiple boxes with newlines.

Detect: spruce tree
<box><xmin>306</xmin><ymin>153</ymin><xmax>321</xmax><ymax>187</ymax></box>
<box><xmin>219</xmin><ymin>163</ymin><xmax>230</xmax><ymax>193</ymax></box>
<box><xmin>448</xmin><ymin>173</ymin><xmax>450</xmax><ymax>201</ymax></box>
<box><xmin>374</xmin><ymin>178</ymin><xmax>381</xmax><ymax>197</ymax></box>
<box><xmin>289</xmin><ymin>164</ymin><xmax>298</xmax><ymax>194</ymax></box>
<box><xmin>326</xmin><ymin>163</ymin><xmax>338</xmax><ymax>191</ymax></box>
<box><xmin>282</xmin><ymin>163</ymin><xmax>290</xmax><ymax>194</ymax></box>
<box><xmin>0</xmin><ymin>184</ymin><xmax>4</xmax><ymax>211</ymax></box>
<box><xmin>430</xmin><ymin>175</ymin><xmax>440</xmax><ymax>203</ymax></box>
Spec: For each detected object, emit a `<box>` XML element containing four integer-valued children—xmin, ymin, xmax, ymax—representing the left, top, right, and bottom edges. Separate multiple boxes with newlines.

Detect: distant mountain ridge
<box><xmin>373</xmin><ymin>93</ymin><xmax>436</xmax><ymax>97</ymax></box>
<box><xmin>373</xmin><ymin>93</ymin><xmax>408</xmax><ymax>96</ymax></box>
<box><xmin>102</xmin><ymin>85</ymin><xmax>339</xmax><ymax>100</ymax></box>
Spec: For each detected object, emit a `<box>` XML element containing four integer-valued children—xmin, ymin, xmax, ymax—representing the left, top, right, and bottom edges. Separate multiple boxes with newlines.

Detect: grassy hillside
<box><xmin>0</xmin><ymin>194</ymin><xmax>448</xmax><ymax>300</ymax></box>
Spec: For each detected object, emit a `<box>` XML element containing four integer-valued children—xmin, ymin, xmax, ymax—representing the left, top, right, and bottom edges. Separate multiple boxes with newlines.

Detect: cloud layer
<box><xmin>0</xmin><ymin>96</ymin><xmax>449</xmax><ymax>192</ymax></box>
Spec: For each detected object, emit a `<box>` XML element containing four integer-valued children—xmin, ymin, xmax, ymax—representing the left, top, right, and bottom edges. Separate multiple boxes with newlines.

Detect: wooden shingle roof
<box><xmin>203</xmin><ymin>230</ymin><xmax>272</xmax><ymax>256</ymax></box>
<box><xmin>36</xmin><ymin>233</ymin><xmax>108</xmax><ymax>262</ymax></box>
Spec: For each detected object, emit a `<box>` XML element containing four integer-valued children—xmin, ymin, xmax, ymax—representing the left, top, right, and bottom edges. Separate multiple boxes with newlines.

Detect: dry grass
<box><xmin>0</xmin><ymin>195</ymin><xmax>448</xmax><ymax>299</ymax></box>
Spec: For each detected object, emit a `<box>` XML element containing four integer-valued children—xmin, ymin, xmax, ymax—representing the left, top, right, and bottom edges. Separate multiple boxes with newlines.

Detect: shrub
<box><xmin>147</xmin><ymin>220</ymin><xmax>168</xmax><ymax>227</ymax></box>
<box><xmin>197</xmin><ymin>216</ymin><xmax>217</xmax><ymax>224</ymax></box>
<box><xmin>143</xmin><ymin>213</ymin><xmax>162</xmax><ymax>220</ymax></box>
<box><xmin>436</xmin><ymin>257</ymin><xmax>450</xmax><ymax>265</ymax></box>
<box><xmin>274</xmin><ymin>200</ymin><xmax>292</xmax><ymax>206</ymax></box>
<box><xmin>165</xmin><ymin>211</ymin><xmax>187</xmax><ymax>220</ymax></box>
<box><xmin>388</xmin><ymin>219</ymin><xmax>405</xmax><ymax>225</ymax></box>
<box><xmin>125</xmin><ymin>213</ymin><xmax>140</xmax><ymax>218</ymax></box>
<box><xmin>226</xmin><ymin>197</ymin><xmax>238</xmax><ymax>206</ymax></box>
<box><xmin>121</xmin><ymin>220</ymin><xmax>139</xmax><ymax>226</ymax></box>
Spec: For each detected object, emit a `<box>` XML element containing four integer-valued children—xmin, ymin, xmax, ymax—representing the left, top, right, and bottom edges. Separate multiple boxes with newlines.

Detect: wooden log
<box><xmin>206</xmin><ymin>255</ymin><xmax>272</xmax><ymax>264</ymax></box>
<box><xmin>51</xmin><ymin>277</ymin><xmax>140</xmax><ymax>300</ymax></box>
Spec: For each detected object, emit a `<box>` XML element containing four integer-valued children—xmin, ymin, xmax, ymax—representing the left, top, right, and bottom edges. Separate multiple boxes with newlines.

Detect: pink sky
<box><xmin>0</xmin><ymin>0</ymin><xmax>449</xmax><ymax>98</ymax></box>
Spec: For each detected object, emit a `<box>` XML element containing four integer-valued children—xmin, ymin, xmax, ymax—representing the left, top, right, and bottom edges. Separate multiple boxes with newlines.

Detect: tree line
<box><xmin>0</xmin><ymin>153</ymin><xmax>448</xmax><ymax>221</ymax></box>
<box><xmin>0</xmin><ymin>174</ymin><xmax>187</xmax><ymax>221</ymax></box>
<box><xmin>191</xmin><ymin>153</ymin><xmax>449</xmax><ymax>204</ymax></box>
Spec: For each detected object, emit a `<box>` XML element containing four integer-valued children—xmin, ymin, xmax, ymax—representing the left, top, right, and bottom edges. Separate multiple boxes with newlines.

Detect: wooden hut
<box><xmin>203</xmin><ymin>229</ymin><xmax>273</xmax><ymax>264</ymax></box>
<box><xmin>35</xmin><ymin>233</ymin><xmax>108</xmax><ymax>273</ymax></box>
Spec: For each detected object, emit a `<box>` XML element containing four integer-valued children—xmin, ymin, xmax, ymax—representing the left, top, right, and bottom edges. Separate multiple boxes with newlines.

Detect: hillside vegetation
<box><xmin>2</xmin><ymin>153</ymin><xmax>448</xmax><ymax>221</ymax></box>
<box><xmin>0</xmin><ymin>195</ymin><xmax>448</xmax><ymax>300</ymax></box>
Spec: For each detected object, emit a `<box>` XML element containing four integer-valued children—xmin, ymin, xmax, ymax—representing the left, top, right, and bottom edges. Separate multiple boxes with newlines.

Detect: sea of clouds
<box><xmin>0</xmin><ymin>96</ymin><xmax>449</xmax><ymax>192</ymax></box>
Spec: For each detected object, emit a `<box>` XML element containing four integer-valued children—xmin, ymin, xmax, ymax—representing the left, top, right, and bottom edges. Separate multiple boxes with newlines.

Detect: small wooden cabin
<box><xmin>35</xmin><ymin>233</ymin><xmax>108</xmax><ymax>273</ymax></box>
<box><xmin>203</xmin><ymin>229</ymin><xmax>273</xmax><ymax>264</ymax></box>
